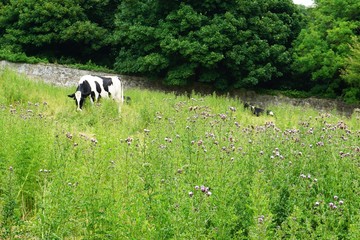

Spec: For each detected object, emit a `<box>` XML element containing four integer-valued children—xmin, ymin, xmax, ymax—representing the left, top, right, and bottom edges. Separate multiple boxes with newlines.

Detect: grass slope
<box><xmin>0</xmin><ymin>69</ymin><xmax>359</xmax><ymax>239</ymax></box>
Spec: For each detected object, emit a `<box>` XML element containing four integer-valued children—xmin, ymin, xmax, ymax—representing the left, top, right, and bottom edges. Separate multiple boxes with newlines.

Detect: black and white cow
<box><xmin>68</xmin><ymin>75</ymin><xmax>124</xmax><ymax>111</ymax></box>
<box><xmin>250</xmin><ymin>105</ymin><xmax>274</xmax><ymax>117</ymax></box>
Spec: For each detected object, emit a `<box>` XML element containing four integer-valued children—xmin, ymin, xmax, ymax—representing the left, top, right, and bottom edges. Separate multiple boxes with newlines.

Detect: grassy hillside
<box><xmin>0</xmin><ymin>69</ymin><xmax>359</xmax><ymax>239</ymax></box>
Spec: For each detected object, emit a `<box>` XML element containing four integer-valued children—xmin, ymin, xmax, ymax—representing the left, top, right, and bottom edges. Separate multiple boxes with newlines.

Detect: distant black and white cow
<box><xmin>250</xmin><ymin>105</ymin><xmax>274</xmax><ymax>117</ymax></box>
<box><xmin>68</xmin><ymin>75</ymin><xmax>124</xmax><ymax>111</ymax></box>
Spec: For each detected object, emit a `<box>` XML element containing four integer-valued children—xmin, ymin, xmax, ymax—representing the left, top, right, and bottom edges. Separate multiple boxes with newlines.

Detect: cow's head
<box><xmin>68</xmin><ymin>91</ymin><xmax>86</xmax><ymax>111</ymax></box>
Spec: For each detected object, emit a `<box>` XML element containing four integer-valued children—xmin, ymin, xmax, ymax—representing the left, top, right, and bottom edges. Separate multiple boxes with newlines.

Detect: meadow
<box><xmin>0</xmin><ymin>69</ymin><xmax>359</xmax><ymax>239</ymax></box>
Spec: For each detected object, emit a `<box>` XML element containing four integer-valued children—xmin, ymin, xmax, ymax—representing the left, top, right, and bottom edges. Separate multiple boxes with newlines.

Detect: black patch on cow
<box><xmin>95</xmin><ymin>81</ymin><xmax>101</xmax><ymax>94</ymax></box>
<box><xmin>79</xmin><ymin>80</ymin><xmax>92</xmax><ymax>97</ymax></box>
<box><xmin>244</xmin><ymin>102</ymin><xmax>252</xmax><ymax>109</ymax></box>
<box><xmin>97</xmin><ymin>76</ymin><xmax>113</xmax><ymax>94</ymax></box>
<box><xmin>252</xmin><ymin>107</ymin><xmax>264</xmax><ymax>117</ymax></box>
<box><xmin>94</xmin><ymin>81</ymin><xmax>102</xmax><ymax>100</ymax></box>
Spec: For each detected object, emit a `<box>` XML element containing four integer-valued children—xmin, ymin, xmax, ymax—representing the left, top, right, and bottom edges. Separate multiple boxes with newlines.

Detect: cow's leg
<box><xmin>90</xmin><ymin>92</ymin><xmax>96</xmax><ymax>104</ymax></box>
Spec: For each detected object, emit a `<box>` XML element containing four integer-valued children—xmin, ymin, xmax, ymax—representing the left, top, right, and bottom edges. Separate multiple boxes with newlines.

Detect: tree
<box><xmin>291</xmin><ymin>0</ymin><xmax>360</xmax><ymax>97</ymax></box>
<box><xmin>0</xmin><ymin>0</ymin><xmax>119</xmax><ymax>66</ymax></box>
<box><xmin>341</xmin><ymin>38</ymin><xmax>360</xmax><ymax>103</ymax></box>
<box><xmin>113</xmin><ymin>0</ymin><xmax>302</xmax><ymax>90</ymax></box>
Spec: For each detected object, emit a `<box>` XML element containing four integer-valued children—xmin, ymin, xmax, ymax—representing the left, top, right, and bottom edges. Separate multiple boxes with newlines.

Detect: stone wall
<box><xmin>0</xmin><ymin>60</ymin><xmax>153</xmax><ymax>89</ymax></box>
<box><xmin>1</xmin><ymin>60</ymin><xmax>358</xmax><ymax>116</ymax></box>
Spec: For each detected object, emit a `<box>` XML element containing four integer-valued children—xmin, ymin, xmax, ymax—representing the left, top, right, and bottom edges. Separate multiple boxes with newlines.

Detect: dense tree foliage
<box><xmin>291</xmin><ymin>0</ymin><xmax>360</xmax><ymax>100</ymax></box>
<box><xmin>0</xmin><ymin>0</ymin><xmax>359</xmax><ymax>102</ymax></box>
<box><xmin>341</xmin><ymin>39</ymin><xmax>360</xmax><ymax>102</ymax></box>
<box><xmin>0</xmin><ymin>0</ymin><xmax>119</xmax><ymax>66</ymax></box>
<box><xmin>113</xmin><ymin>0</ymin><xmax>302</xmax><ymax>89</ymax></box>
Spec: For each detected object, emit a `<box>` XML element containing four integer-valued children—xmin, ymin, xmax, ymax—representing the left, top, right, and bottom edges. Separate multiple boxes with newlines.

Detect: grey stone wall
<box><xmin>1</xmin><ymin>60</ymin><xmax>358</xmax><ymax>116</ymax></box>
<box><xmin>0</xmin><ymin>60</ymin><xmax>152</xmax><ymax>89</ymax></box>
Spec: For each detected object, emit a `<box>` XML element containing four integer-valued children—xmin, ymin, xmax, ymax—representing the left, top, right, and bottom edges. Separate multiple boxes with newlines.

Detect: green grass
<box><xmin>0</xmin><ymin>69</ymin><xmax>359</xmax><ymax>239</ymax></box>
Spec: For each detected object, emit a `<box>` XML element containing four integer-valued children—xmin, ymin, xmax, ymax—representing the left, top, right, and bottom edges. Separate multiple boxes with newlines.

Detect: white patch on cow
<box><xmin>75</xmin><ymin>91</ymin><xmax>82</xmax><ymax>111</ymax></box>
<box><xmin>103</xmin><ymin>76</ymin><xmax>124</xmax><ymax>112</ymax></box>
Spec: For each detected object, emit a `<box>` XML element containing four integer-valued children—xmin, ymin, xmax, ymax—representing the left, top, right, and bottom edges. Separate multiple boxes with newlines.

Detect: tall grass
<box><xmin>0</xmin><ymin>69</ymin><xmax>359</xmax><ymax>239</ymax></box>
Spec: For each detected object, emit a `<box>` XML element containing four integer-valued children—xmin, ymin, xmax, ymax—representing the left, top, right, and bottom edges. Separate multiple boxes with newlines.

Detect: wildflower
<box><xmin>339</xmin><ymin>200</ymin><xmax>344</xmax><ymax>205</ymax></box>
<box><xmin>258</xmin><ymin>215</ymin><xmax>265</xmax><ymax>224</ymax></box>
<box><xmin>329</xmin><ymin>202</ymin><xmax>334</xmax><ymax>208</ymax></box>
<box><xmin>334</xmin><ymin>196</ymin><xmax>339</xmax><ymax>201</ymax></box>
<box><xmin>260</xmin><ymin>151</ymin><xmax>264</xmax><ymax>155</ymax></box>
<box><xmin>9</xmin><ymin>166</ymin><xmax>13</xmax><ymax>172</ymax></box>
<box><xmin>144</xmin><ymin>129</ymin><xmax>150</xmax><ymax>133</ymax></box>
<box><xmin>313</xmin><ymin>178</ymin><xmax>318</xmax><ymax>182</ymax></box>
<box><xmin>66</xmin><ymin>132</ymin><xmax>73</xmax><ymax>139</ymax></box>
<box><xmin>126</xmin><ymin>137</ymin><xmax>133</xmax><ymax>145</ymax></box>
<box><xmin>315</xmin><ymin>201</ymin><xmax>320</xmax><ymax>207</ymax></box>
<box><xmin>201</xmin><ymin>186</ymin><xmax>206</xmax><ymax>192</ymax></box>
<box><xmin>206</xmin><ymin>191</ymin><xmax>212</xmax><ymax>196</ymax></box>
<box><xmin>219</xmin><ymin>114</ymin><xmax>227</xmax><ymax>120</ymax></box>
<box><xmin>195</xmin><ymin>186</ymin><xmax>200</xmax><ymax>190</ymax></box>
<box><xmin>229</xmin><ymin>106</ymin><xmax>236</xmax><ymax>112</ymax></box>
<box><xmin>189</xmin><ymin>191</ymin><xmax>194</xmax><ymax>197</ymax></box>
<box><xmin>197</xmin><ymin>140</ymin><xmax>203</xmax><ymax>146</ymax></box>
